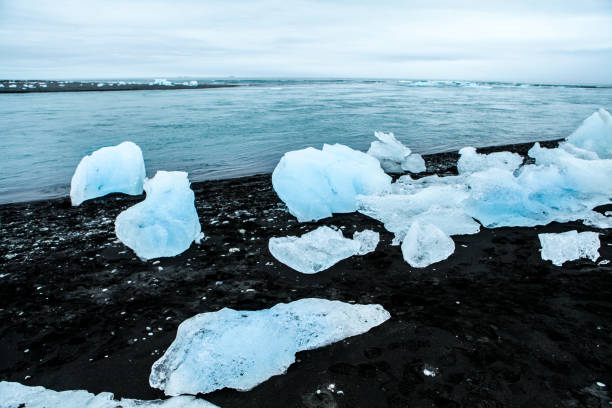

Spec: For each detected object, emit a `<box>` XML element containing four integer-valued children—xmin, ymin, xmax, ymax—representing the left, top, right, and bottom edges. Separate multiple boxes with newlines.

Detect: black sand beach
<box><xmin>0</xmin><ymin>140</ymin><xmax>610</xmax><ymax>407</ymax></box>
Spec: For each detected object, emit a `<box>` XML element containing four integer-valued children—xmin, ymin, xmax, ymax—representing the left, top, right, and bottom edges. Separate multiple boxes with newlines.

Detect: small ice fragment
<box><xmin>423</xmin><ymin>368</ymin><xmax>436</xmax><ymax>377</ymax></box>
<box><xmin>115</xmin><ymin>171</ymin><xmax>203</xmax><ymax>260</ymax></box>
<box><xmin>268</xmin><ymin>226</ymin><xmax>370</xmax><ymax>274</ymax></box>
<box><xmin>598</xmin><ymin>259</ymin><xmax>610</xmax><ymax>265</ymax></box>
<box><xmin>70</xmin><ymin>141</ymin><xmax>145</xmax><ymax>206</ymax></box>
<box><xmin>596</xmin><ymin>381</ymin><xmax>606</xmax><ymax>387</ymax></box>
<box><xmin>401</xmin><ymin>153</ymin><xmax>426</xmax><ymax>173</ymax></box>
<box><xmin>228</xmin><ymin>248</ymin><xmax>240</xmax><ymax>253</ymax></box>
<box><xmin>401</xmin><ymin>221</ymin><xmax>455</xmax><ymax>267</ymax></box>
<box><xmin>149</xmin><ymin>298</ymin><xmax>390</xmax><ymax>395</ymax></box>
<box><xmin>538</xmin><ymin>230</ymin><xmax>600</xmax><ymax>266</ymax></box>
<box><xmin>352</xmin><ymin>230</ymin><xmax>380</xmax><ymax>255</ymax></box>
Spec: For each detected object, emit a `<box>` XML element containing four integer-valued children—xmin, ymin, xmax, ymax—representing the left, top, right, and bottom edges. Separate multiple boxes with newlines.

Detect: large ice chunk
<box><xmin>149</xmin><ymin>298</ymin><xmax>390</xmax><ymax>395</ymax></box>
<box><xmin>538</xmin><ymin>230</ymin><xmax>600</xmax><ymax>266</ymax></box>
<box><xmin>565</xmin><ymin>108</ymin><xmax>612</xmax><ymax>159</ymax></box>
<box><xmin>268</xmin><ymin>226</ymin><xmax>378</xmax><ymax>274</ymax></box>
<box><xmin>0</xmin><ymin>381</ymin><xmax>219</xmax><ymax>408</ymax></box>
<box><xmin>457</xmin><ymin>146</ymin><xmax>523</xmax><ymax>174</ymax></box>
<box><xmin>115</xmin><ymin>171</ymin><xmax>203</xmax><ymax>260</ymax></box>
<box><xmin>366</xmin><ymin>131</ymin><xmax>425</xmax><ymax>173</ymax></box>
<box><xmin>272</xmin><ymin>143</ymin><xmax>391</xmax><ymax>221</ymax></box>
<box><xmin>70</xmin><ymin>141</ymin><xmax>145</xmax><ymax>206</ymax></box>
<box><xmin>401</xmin><ymin>221</ymin><xmax>455</xmax><ymax>267</ymax></box>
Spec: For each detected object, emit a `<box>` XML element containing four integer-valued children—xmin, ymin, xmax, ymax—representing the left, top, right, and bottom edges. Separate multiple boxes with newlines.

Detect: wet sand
<box><xmin>0</xmin><ymin>140</ymin><xmax>610</xmax><ymax>407</ymax></box>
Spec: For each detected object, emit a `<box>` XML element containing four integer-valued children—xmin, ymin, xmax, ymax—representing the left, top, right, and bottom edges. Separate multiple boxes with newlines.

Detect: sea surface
<box><xmin>1</xmin><ymin>79</ymin><xmax>611</xmax><ymax>204</ymax></box>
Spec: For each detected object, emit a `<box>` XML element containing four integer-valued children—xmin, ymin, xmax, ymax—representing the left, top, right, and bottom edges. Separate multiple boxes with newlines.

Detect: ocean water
<box><xmin>1</xmin><ymin>79</ymin><xmax>611</xmax><ymax>204</ymax></box>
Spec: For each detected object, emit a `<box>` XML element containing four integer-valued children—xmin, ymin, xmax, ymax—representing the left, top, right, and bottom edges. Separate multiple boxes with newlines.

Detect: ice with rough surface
<box><xmin>115</xmin><ymin>171</ymin><xmax>203</xmax><ymax>260</ymax></box>
<box><xmin>366</xmin><ymin>131</ymin><xmax>425</xmax><ymax>173</ymax></box>
<box><xmin>70</xmin><ymin>141</ymin><xmax>145</xmax><ymax>206</ymax></box>
<box><xmin>353</xmin><ymin>229</ymin><xmax>380</xmax><ymax>255</ymax></box>
<box><xmin>401</xmin><ymin>221</ymin><xmax>455</xmax><ymax>267</ymax></box>
<box><xmin>457</xmin><ymin>146</ymin><xmax>523</xmax><ymax>174</ymax></box>
<box><xmin>272</xmin><ymin>143</ymin><xmax>391</xmax><ymax>221</ymax></box>
<box><xmin>0</xmin><ymin>381</ymin><xmax>219</xmax><ymax>408</ymax></box>
<box><xmin>565</xmin><ymin>108</ymin><xmax>612</xmax><ymax>159</ymax></box>
<box><xmin>357</xmin><ymin>183</ymin><xmax>479</xmax><ymax>244</ymax></box>
<box><xmin>268</xmin><ymin>226</ymin><xmax>378</xmax><ymax>273</ymax></box>
<box><xmin>539</xmin><ymin>230</ymin><xmax>600</xmax><ymax>266</ymax></box>
<box><xmin>149</xmin><ymin>298</ymin><xmax>390</xmax><ymax>395</ymax></box>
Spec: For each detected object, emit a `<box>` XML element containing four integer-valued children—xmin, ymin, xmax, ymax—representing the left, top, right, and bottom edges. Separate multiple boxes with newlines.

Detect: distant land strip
<box><xmin>0</xmin><ymin>80</ymin><xmax>238</xmax><ymax>93</ymax></box>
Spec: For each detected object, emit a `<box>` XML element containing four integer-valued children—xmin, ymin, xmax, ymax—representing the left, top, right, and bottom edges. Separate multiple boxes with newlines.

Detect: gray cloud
<box><xmin>0</xmin><ymin>0</ymin><xmax>611</xmax><ymax>83</ymax></box>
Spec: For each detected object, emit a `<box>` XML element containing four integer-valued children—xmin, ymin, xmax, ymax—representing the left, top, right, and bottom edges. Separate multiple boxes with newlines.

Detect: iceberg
<box><xmin>565</xmin><ymin>108</ymin><xmax>612</xmax><ymax>159</ymax></box>
<box><xmin>401</xmin><ymin>221</ymin><xmax>455</xmax><ymax>267</ymax></box>
<box><xmin>115</xmin><ymin>171</ymin><xmax>203</xmax><ymax>260</ymax></box>
<box><xmin>268</xmin><ymin>226</ymin><xmax>378</xmax><ymax>274</ymax></box>
<box><xmin>457</xmin><ymin>146</ymin><xmax>523</xmax><ymax>174</ymax></box>
<box><xmin>70</xmin><ymin>141</ymin><xmax>145</xmax><ymax>206</ymax></box>
<box><xmin>272</xmin><ymin>143</ymin><xmax>391</xmax><ymax>222</ymax></box>
<box><xmin>149</xmin><ymin>298</ymin><xmax>390</xmax><ymax>396</ymax></box>
<box><xmin>538</xmin><ymin>230</ymin><xmax>600</xmax><ymax>266</ymax></box>
<box><xmin>366</xmin><ymin>131</ymin><xmax>425</xmax><ymax>173</ymax></box>
<box><xmin>0</xmin><ymin>381</ymin><xmax>219</xmax><ymax>408</ymax></box>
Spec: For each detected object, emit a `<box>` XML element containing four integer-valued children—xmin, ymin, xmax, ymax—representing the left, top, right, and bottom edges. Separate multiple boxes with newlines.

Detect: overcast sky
<box><xmin>1</xmin><ymin>0</ymin><xmax>611</xmax><ymax>83</ymax></box>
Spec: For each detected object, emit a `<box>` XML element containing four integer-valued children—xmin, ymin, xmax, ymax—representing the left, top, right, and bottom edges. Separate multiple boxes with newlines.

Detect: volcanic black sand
<box><xmin>0</xmin><ymin>140</ymin><xmax>610</xmax><ymax>407</ymax></box>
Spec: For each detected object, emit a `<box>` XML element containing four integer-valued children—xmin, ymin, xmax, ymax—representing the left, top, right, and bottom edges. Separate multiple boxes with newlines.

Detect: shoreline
<box><xmin>0</xmin><ymin>139</ymin><xmax>563</xmax><ymax>207</ymax></box>
<box><xmin>0</xmin><ymin>138</ymin><xmax>610</xmax><ymax>407</ymax></box>
<box><xmin>0</xmin><ymin>80</ymin><xmax>238</xmax><ymax>94</ymax></box>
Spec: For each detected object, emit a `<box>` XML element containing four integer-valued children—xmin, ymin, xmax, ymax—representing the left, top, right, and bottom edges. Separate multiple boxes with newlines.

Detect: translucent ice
<box><xmin>272</xmin><ymin>143</ymin><xmax>391</xmax><ymax>221</ymax></box>
<box><xmin>457</xmin><ymin>146</ymin><xmax>523</xmax><ymax>174</ymax></box>
<box><xmin>353</xmin><ymin>229</ymin><xmax>380</xmax><ymax>255</ymax></box>
<box><xmin>268</xmin><ymin>226</ymin><xmax>377</xmax><ymax>273</ymax></box>
<box><xmin>367</xmin><ymin>131</ymin><xmax>425</xmax><ymax>173</ymax></box>
<box><xmin>115</xmin><ymin>171</ymin><xmax>203</xmax><ymax>260</ymax></box>
<box><xmin>401</xmin><ymin>221</ymin><xmax>455</xmax><ymax>267</ymax></box>
<box><xmin>367</xmin><ymin>131</ymin><xmax>411</xmax><ymax>172</ymax></box>
<box><xmin>70</xmin><ymin>141</ymin><xmax>145</xmax><ymax>206</ymax></box>
<box><xmin>565</xmin><ymin>108</ymin><xmax>612</xmax><ymax>159</ymax></box>
<box><xmin>538</xmin><ymin>230</ymin><xmax>600</xmax><ymax>266</ymax></box>
<box><xmin>401</xmin><ymin>153</ymin><xmax>426</xmax><ymax>173</ymax></box>
<box><xmin>358</xmin><ymin>183</ymin><xmax>479</xmax><ymax>244</ymax></box>
<box><xmin>149</xmin><ymin>298</ymin><xmax>390</xmax><ymax>395</ymax></box>
<box><xmin>0</xmin><ymin>381</ymin><xmax>219</xmax><ymax>408</ymax></box>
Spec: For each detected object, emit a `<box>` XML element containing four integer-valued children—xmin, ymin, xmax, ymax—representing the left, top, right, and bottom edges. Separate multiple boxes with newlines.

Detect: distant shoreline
<box><xmin>0</xmin><ymin>80</ymin><xmax>238</xmax><ymax>94</ymax></box>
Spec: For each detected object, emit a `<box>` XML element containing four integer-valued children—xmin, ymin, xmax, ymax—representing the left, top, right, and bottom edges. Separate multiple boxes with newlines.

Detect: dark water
<box><xmin>1</xmin><ymin>79</ymin><xmax>611</xmax><ymax>204</ymax></box>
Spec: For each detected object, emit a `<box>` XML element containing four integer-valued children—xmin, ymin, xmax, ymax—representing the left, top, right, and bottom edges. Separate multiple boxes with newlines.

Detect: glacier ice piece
<box><xmin>70</xmin><ymin>141</ymin><xmax>145</xmax><ymax>206</ymax></box>
<box><xmin>366</xmin><ymin>131</ymin><xmax>425</xmax><ymax>173</ymax></box>
<box><xmin>115</xmin><ymin>171</ymin><xmax>203</xmax><ymax>260</ymax></box>
<box><xmin>358</xmin><ymin>183</ymin><xmax>479</xmax><ymax>244</ymax></box>
<box><xmin>457</xmin><ymin>146</ymin><xmax>523</xmax><ymax>174</ymax></box>
<box><xmin>149</xmin><ymin>298</ymin><xmax>390</xmax><ymax>395</ymax></box>
<box><xmin>272</xmin><ymin>143</ymin><xmax>391</xmax><ymax>222</ymax></box>
<box><xmin>268</xmin><ymin>226</ymin><xmax>377</xmax><ymax>274</ymax></box>
<box><xmin>0</xmin><ymin>381</ymin><xmax>219</xmax><ymax>408</ymax></box>
<box><xmin>401</xmin><ymin>221</ymin><xmax>455</xmax><ymax>267</ymax></box>
<box><xmin>538</xmin><ymin>230</ymin><xmax>600</xmax><ymax>266</ymax></box>
<box><xmin>353</xmin><ymin>229</ymin><xmax>380</xmax><ymax>255</ymax></box>
<box><xmin>367</xmin><ymin>131</ymin><xmax>412</xmax><ymax>173</ymax></box>
<box><xmin>565</xmin><ymin>108</ymin><xmax>612</xmax><ymax>159</ymax></box>
<box><xmin>401</xmin><ymin>153</ymin><xmax>426</xmax><ymax>173</ymax></box>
